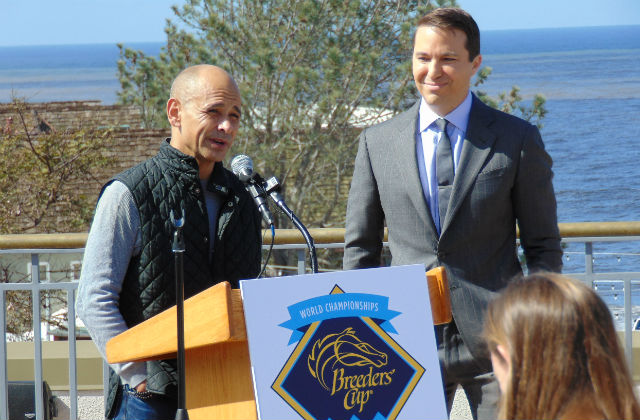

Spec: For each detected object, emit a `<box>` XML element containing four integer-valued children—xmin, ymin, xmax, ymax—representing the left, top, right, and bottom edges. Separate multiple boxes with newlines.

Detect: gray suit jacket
<box><xmin>343</xmin><ymin>95</ymin><xmax>562</xmax><ymax>367</ymax></box>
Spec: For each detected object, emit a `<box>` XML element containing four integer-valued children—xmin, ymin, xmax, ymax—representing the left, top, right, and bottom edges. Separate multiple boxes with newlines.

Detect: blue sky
<box><xmin>461</xmin><ymin>0</ymin><xmax>640</xmax><ymax>30</ymax></box>
<box><xmin>1</xmin><ymin>0</ymin><xmax>639</xmax><ymax>47</ymax></box>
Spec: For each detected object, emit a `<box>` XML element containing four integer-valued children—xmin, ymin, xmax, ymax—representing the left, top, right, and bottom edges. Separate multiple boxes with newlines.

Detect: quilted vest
<box><xmin>105</xmin><ymin>139</ymin><xmax>262</xmax><ymax>417</ymax></box>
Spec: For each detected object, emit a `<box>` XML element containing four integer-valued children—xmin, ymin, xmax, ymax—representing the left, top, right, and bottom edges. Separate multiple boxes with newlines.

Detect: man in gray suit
<box><xmin>343</xmin><ymin>8</ymin><xmax>562</xmax><ymax>419</ymax></box>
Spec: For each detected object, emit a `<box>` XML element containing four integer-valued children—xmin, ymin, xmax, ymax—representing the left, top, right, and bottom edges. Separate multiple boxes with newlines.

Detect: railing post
<box><xmin>68</xmin><ymin>289</ymin><xmax>78</xmax><ymax>420</ymax></box>
<box><xmin>31</xmin><ymin>253</ymin><xmax>44</xmax><ymax>420</ymax></box>
<box><xmin>297</xmin><ymin>250</ymin><xmax>306</xmax><ymax>275</ymax></box>
<box><xmin>0</xmin><ymin>291</ymin><xmax>8</xmax><ymax>420</ymax></box>
<box><xmin>103</xmin><ymin>361</ymin><xmax>110</xmax><ymax>414</ymax></box>
<box><xmin>584</xmin><ymin>242</ymin><xmax>594</xmax><ymax>277</ymax></box>
<box><xmin>624</xmin><ymin>277</ymin><xmax>633</xmax><ymax>372</ymax></box>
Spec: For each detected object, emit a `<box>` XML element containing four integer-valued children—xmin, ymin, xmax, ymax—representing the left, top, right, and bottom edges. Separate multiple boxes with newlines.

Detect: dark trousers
<box><xmin>436</xmin><ymin>321</ymin><xmax>499</xmax><ymax>420</ymax></box>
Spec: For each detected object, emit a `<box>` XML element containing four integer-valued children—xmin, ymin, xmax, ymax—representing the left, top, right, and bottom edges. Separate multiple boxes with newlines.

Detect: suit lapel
<box><xmin>441</xmin><ymin>96</ymin><xmax>497</xmax><ymax>234</ymax></box>
<box><xmin>393</xmin><ymin>101</ymin><xmax>438</xmax><ymax>236</ymax></box>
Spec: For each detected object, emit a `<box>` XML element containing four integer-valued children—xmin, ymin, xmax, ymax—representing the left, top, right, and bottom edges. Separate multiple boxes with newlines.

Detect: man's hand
<box><xmin>135</xmin><ymin>380</ymin><xmax>147</xmax><ymax>393</ymax></box>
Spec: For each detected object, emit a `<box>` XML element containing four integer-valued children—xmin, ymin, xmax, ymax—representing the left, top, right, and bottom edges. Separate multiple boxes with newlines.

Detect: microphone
<box><xmin>231</xmin><ymin>155</ymin><xmax>319</xmax><ymax>273</ymax></box>
<box><xmin>230</xmin><ymin>154</ymin><xmax>254</xmax><ymax>183</ymax></box>
<box><xmin>230</xmin><ymin>154</ymin><xmax>274</xmax><ymax>226</ymax></box>
<box><xmin>263</xmin><ymin>176</ymin><xmax>294</xmax><ymax>218</ymax></box>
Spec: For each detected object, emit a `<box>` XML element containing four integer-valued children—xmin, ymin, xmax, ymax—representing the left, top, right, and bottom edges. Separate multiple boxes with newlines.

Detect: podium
<box><xmin>105</xmin><ymin>267</ymin><xmax>450</xmax><ymax>419</ymax></box>
<box><xmin>106</xmin><ymin>281</ymin><xmax>256</xmax><ymax>420</ymax></box>
<box><xmin>426</xmin><ymin>266</ymin><xmax>452</xmax><ymax>325</ymax></box>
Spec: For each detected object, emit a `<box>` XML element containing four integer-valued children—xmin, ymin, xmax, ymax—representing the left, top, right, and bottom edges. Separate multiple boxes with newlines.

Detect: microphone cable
<box><xmin>258</xmin><ymin>223</ymin><xmax>275</xmax><ymax>278</ymax></box>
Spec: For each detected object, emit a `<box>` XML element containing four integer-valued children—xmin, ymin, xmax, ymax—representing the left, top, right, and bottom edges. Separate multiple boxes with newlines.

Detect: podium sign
<box><xmin>240</xmin><ymin>264</ymin><xmax>447</xmax><ymax>420</ymax></box>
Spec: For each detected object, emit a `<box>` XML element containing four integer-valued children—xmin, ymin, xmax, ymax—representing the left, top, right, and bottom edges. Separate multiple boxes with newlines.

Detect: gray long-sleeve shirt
<box><xmin>76</xmin><ymin>180</ymin><xmax>220</xmax><ymax>387</ymax></box>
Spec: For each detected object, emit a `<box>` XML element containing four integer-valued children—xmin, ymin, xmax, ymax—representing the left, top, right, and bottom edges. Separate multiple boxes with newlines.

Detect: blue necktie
<box><xmin>436</xmin><ymin>118</ymin><xmax>454</xmax><ymax>232</ymax></box>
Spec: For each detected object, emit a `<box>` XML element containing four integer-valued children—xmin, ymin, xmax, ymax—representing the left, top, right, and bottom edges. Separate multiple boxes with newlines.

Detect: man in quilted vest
<box><xmin>77</xmin><ymin>64</ymin><xmax>263</xmax><ymax>419</ymax></box>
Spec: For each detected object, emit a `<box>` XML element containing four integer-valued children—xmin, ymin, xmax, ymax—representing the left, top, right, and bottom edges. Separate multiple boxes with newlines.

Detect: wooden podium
<box><xmin>105</xmin><ymin>267</ymin><xmax>450</xmax><ymax>419</ymax></box>
<box><xmin>106</xmin><ymin>281</ymin><xmax>256</xmax><ymax>420</ymax></box>
<box><xmin>426</xmin><ymin>266</ymin><xmax>452</xmax><ymax>325</ymax></box>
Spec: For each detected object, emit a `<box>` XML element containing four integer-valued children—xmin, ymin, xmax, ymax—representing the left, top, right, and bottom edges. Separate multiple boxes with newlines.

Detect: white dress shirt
<box><xmin>416</xmin><ymin>91</ymin><xmax>473</xmax><ymax>234</ymax></box>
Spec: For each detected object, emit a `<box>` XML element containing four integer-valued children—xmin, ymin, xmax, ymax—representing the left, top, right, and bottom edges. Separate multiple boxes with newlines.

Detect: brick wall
<box><xmin>0</xmin><ymin>100</ymin><xmax>145</xmax><ymax>132</ymax></box>
<box><xmin>1</xmin><ymin>101</ymin><xmax>169</xmax><ymax>232</ymax></box>
<box><xmin>69</xmin><ymin>128</ymin><xmax>169</xmax><ymax>202</ymax></box>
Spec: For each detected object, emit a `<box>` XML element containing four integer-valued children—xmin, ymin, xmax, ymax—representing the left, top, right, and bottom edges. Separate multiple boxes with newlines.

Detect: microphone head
<box><xmin>230</xmin><ymin>154</ymin><xmax>254</xmax><ymax>183</ymax></box>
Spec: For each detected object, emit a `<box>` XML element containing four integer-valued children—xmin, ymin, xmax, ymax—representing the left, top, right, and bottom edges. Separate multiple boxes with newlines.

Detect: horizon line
<box><xmin>1</xmin><ymin>23</ymin><xmax>639</xmax><ymax>48</ymax></box>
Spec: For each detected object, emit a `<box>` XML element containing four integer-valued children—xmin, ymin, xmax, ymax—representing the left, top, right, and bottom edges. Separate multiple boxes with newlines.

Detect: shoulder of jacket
<box><xmin>472</xmin><ymin>96</ymin><xmax>536</xmax><ymax>132</ymax></box>
<box><xmin>362</xmin><ymin>101</ymin><xmax>419</xmax><ymax>138</ymax></box>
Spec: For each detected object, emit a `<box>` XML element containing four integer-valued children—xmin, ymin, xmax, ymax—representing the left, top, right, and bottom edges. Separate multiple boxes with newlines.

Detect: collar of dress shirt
<box><xmin>418</xmin><ymin>91</ymin><xmax>473</xmax><ymax>134</ymax></box>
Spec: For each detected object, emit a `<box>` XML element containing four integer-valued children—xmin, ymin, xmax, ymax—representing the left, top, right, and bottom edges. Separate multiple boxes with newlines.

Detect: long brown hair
<box><xmin>484</xmin><ymin>273</ymin><xmax>640</xmax><ymax>419</ymax></box>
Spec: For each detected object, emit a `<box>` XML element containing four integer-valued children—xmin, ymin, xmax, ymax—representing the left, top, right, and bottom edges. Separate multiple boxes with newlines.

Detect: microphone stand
<box><xmin>290</xmin><ymin>211</ymin><xmax>318</xmax><ymax>274</ymax></box>
<box><xmin>171</xmin><ymin>209</ymin><xmax>189</xmax><ymax>420</ymax></box>
<box><xmin>263</xmin><ymin>177</ymin><xmax>318</xmax><ymax>274</ymax></box>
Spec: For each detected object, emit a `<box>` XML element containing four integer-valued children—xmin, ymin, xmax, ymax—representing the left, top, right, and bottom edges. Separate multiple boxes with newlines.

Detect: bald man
<box><xmin>77</xmin><ymin>64</ymin><xmax>262</xmax><ymax>419</ymax></box>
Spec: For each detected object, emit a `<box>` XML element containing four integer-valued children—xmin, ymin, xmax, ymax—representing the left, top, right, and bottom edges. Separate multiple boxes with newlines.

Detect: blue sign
<box><xmin>272</xmin><ymin>285</ymin><xmax>424</xmax><ymax>420</ymax></box>
<box><xmin>279</xmin><ymin>290</ymin><xmax>402</xmax><ymax>344</ymax></box>
<box><xmin>240</xmin><ymin>264</ymin><xmax>447</xmax><ymax>420</ymax></box>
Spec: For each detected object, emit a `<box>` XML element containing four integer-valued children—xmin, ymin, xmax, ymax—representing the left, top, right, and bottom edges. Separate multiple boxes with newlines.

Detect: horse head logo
<box><xmin>307</xmin><ymin>327</ymin><xmax>388</xmax><ymax>391</ymax></box>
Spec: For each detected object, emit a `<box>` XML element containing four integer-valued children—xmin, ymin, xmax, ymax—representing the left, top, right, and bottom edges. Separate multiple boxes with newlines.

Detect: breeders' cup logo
<box><xmin>272</xmin><ymin>285</ymin><xmax>424</xmax><ymax>420</ymax></box>
<box><xmin>308</xmin><ymin>327</ymin><xmax>391</xmax><ymax>413</ymax></box>
<box><xmin>307</xmin><ymin>327</ymin><xmax>388</xmax><ymax>391</ymax></box>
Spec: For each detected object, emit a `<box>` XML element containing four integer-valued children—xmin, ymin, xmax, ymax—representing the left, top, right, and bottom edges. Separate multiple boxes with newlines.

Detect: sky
<box><xmin>461</xmin><ymin>0</ymin><xmax>640</xmax><ymax>31</ymax></box>
<box><xmin>1</xmin><ymin>0</ymin><xmax>639</xmax><ymax>47</ymax></box>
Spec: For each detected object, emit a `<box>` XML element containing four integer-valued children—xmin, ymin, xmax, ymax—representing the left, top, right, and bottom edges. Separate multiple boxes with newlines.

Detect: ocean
<box><xmin>1</xmin><ymin>26</ymin><xmax>639</xmax><ymax>326</ymax></box>
<box><xmin>478</xmin><ymin>26</ymin><xmax>640</xmax><ymax>328</ymax></box>
<box><xmin>0</xmin><ymin>43</ymin><xmax>162</xmax><ymax>104</ymax></box>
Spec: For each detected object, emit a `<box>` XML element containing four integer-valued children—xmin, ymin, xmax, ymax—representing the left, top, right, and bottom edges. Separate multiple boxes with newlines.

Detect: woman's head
<box><xmin>484</xmin><ymin>272</ymin><xmax>640</xmax><ymax>419</ymax></box>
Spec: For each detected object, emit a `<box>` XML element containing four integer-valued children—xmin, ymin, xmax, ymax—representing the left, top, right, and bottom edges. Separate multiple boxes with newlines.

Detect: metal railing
<box><xmin>0</xmin><ymin>222</ymin><xmax>639</xmax><ymax>420</ymax></box>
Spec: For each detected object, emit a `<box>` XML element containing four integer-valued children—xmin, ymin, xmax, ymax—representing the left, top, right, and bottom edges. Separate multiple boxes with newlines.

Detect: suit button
<box><xmin>437</xmin><ymin>251</ymin><xmax>446</xmax><ymax>258</ymax></box>
<box><xmin>203</xmin><ymin>236</ymin><xmax>208</xmax><ymax>243</ymax></box>
<box><xmin>195</xmin><ymin>188</ymin><xmax>201</xmax><ymax>194</ymax></box>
